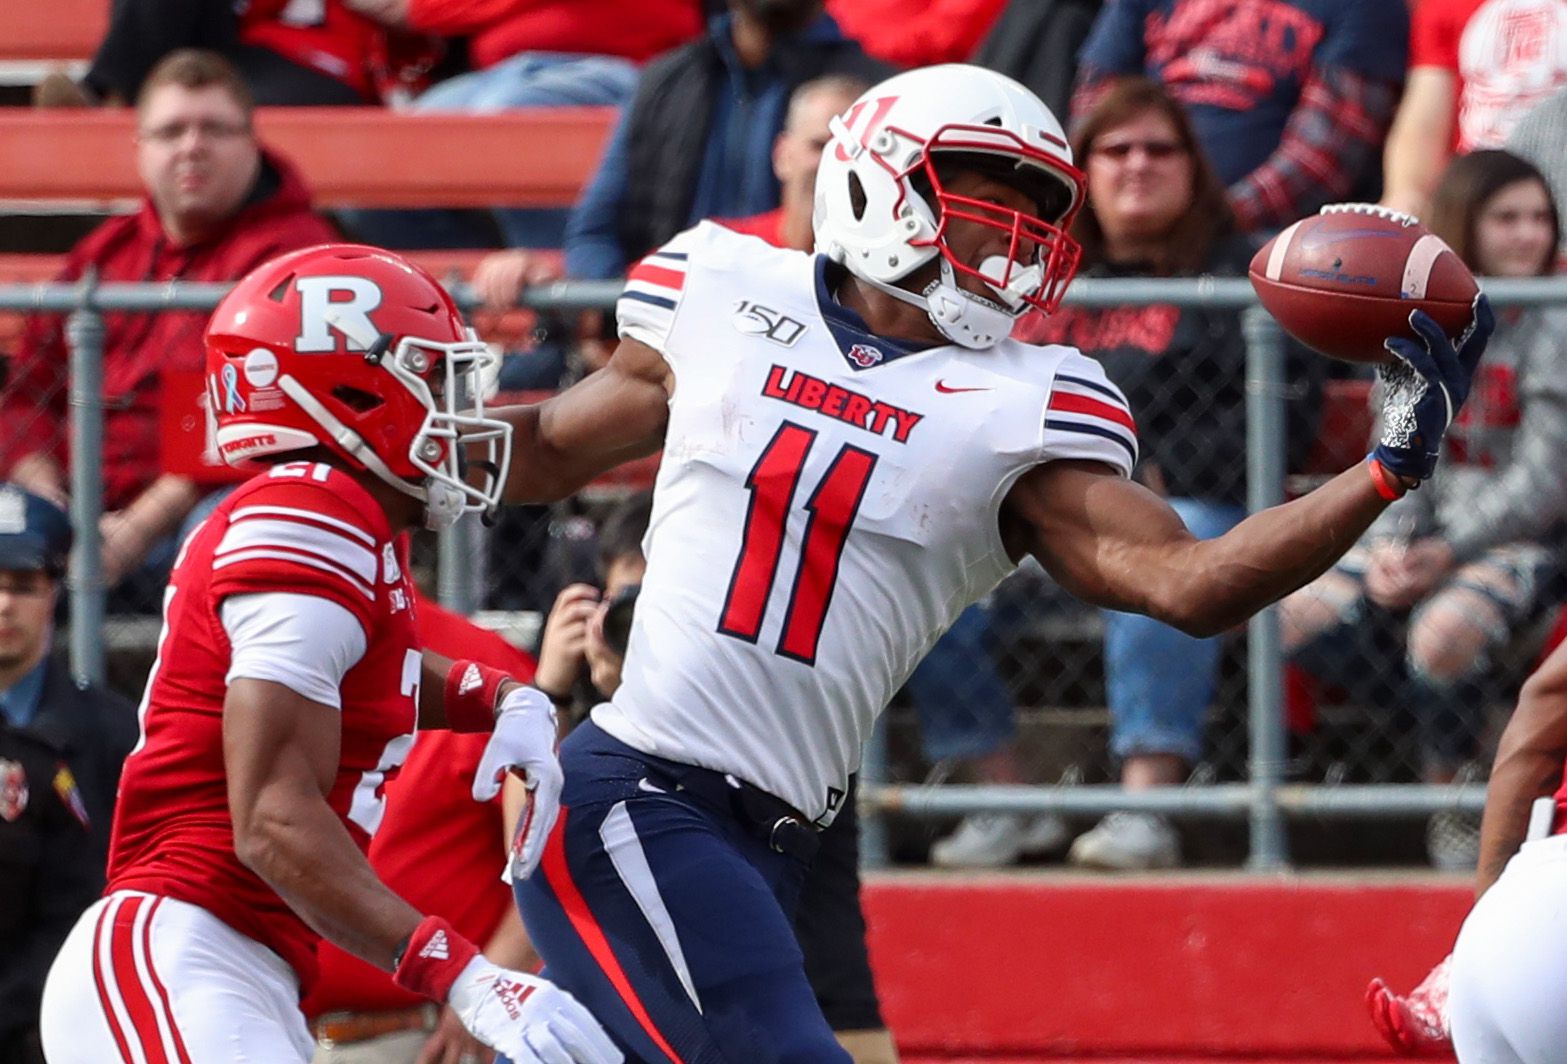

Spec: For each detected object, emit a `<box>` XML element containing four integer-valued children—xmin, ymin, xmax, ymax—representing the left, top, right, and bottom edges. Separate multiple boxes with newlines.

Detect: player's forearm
<box><xmin>233</xmin><ymin>787</ymin><xmax>421</xmax><ymax>969</ymax></box>
<box><xmin>496</xmin><ymin>392</ymin><xmax>662</xmax><ymax>504</ymax></box>
<box><xmin>1156</xmin><ymin>463</ymin><xmax>1390</xmax><ymax>636</ymax></box>
<box><xmin>1476</xmin><ymin>664</ymin><xmax>1567</xmax><ymax>896</ymax></box>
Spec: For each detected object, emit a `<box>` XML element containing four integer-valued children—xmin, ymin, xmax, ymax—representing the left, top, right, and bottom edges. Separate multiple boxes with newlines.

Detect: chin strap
<box><xmin>277</xmin><ymin>375</ymin><xmax>460</xmax><ymax>529</ymax></box>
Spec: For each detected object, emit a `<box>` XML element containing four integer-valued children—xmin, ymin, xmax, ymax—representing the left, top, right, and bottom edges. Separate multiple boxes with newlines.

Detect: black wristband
<box><xmin>390</xmin><ymin>931</ymin><xmax>413</xmax><ymax>972</ymax></box>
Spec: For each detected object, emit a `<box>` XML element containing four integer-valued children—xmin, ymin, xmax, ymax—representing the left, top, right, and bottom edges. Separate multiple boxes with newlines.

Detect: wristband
<box><xmin>444</xmin><ymin>658</ymin><xmax>509</xmax><ymax>733</ymax></box>
<box><xmin>1367</xmin><ymin>458</ymin><xmax>1407</xmax><ymax>501</ymax></box>
<box><xmin>391</xmin><ymin>915</ymin><xmax>480</xmax><ymax>1002</ymax></box>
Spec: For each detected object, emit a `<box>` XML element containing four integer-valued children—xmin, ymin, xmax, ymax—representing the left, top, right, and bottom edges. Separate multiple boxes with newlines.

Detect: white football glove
<box><xmin>449</xmin><ymin>955</ymin><xmax>622</xmax><ymax>1064</ymax></box>
<box><xmin>474</xmin><ymin>686</ymin><xmax>562</xmax><ymax>879</ymax></box>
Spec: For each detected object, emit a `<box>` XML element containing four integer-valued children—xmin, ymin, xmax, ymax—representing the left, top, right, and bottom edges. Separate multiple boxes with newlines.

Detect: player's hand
<box><xmin>474</xmin><ymin>687</ymin><xmax>561</xmax><ymax>879</ymax></box>
<box><xmin>448</xmin><ymin>956</ymin><xmax>622</xmax><ymax>1064</ymax></box>
<box><xmin>1365</xmin><ymin>953</ymin><xmax>1454</xmax><ymax>1058</ymax></box>
<box><xmin>414</xmin><ymin>1004</ymin><xmax>492</xmax><ymax>1064</ymax></box>
<box><xmin>1372</xmin><ymin>294</ymin><xmax>1493</xmax><ymax>482</ymax></box>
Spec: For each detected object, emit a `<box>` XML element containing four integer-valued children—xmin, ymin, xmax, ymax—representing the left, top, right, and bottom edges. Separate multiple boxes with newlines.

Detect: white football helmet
<box><xmin>814</xmin><ymin>64</ymin><xmax>1085</xmax><ymax>349</ymax></box>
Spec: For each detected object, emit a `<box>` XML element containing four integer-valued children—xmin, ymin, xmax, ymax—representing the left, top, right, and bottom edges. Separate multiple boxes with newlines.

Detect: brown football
<box><xmin>1248</xmin><ymin>204</ymin><xmax>1478</xmax><ymax>363</ymax></box>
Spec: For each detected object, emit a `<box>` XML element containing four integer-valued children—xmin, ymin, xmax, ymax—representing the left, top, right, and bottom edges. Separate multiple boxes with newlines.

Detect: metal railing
<box><xmin>7</xmin><ymin>272</ymin><xmax>1565</xmax><ymax>867</ymax></box>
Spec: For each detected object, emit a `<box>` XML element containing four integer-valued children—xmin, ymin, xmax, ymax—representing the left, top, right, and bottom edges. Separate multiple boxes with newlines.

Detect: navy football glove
<box><xmin>1371</xmin><ymin>294</ymin><xmax>1494</xmax><ymax>483</ymax></box>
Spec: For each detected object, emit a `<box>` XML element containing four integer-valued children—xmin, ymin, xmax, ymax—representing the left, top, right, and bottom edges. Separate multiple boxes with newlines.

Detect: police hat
<box><xmin>0</xmin><ymin>486</ymin><xmax>72</xmax><ymax>576</ymax></box>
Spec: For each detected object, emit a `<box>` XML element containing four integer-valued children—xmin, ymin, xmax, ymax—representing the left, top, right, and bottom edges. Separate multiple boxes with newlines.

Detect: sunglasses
<box><xmin>1091</xmin><ymin>139</ymin><xmax>1186</xmax><ymax>161</ymax></box>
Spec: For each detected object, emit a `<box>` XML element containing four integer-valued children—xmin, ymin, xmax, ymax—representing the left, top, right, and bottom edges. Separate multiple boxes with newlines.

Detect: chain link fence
<box><xmin>6</xmin><ymin>274</ymin><xmax>1563</xmax><ymax>868</ymax></box>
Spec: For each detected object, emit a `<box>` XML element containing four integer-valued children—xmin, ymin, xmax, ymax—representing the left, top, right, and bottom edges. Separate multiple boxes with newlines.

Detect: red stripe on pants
<box><xmin>541</xmin><ymin>807</ymin><xmax>688</xmax><ymax>1064</ymax></box>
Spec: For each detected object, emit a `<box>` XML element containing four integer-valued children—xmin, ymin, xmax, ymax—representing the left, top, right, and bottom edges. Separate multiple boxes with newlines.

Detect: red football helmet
<box><xmin>204</xmin><ymin>243</ymin><xmax>511</xmax><ymax>528</ymax></box>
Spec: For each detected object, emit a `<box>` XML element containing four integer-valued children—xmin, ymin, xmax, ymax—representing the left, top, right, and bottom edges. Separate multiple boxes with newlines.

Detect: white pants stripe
<box><xmin>599</xmin><ymin>800</ymin><xmax>705</xmax><ymax>1013</ymax></box>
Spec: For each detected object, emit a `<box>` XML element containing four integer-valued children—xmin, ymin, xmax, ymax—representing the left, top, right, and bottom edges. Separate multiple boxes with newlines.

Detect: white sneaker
<box><xmin>1426</xmin><ymin>811</ymin><xmax>1481</xmax><ymax>872</ymax></box>
<box><xmin>930</xmin><ymin>814</ymin><xmax>1027</xmax><ymax>868</ymax></box>
<box><xmin>1020</xmin><ymin>813</ymin><xmax>1072</xmax><ymax>856</ymax></box>
<box><xmin>1068</xmin><ymin>812</ymin><xmax>1180</xmax><ymax>870</ymax></box>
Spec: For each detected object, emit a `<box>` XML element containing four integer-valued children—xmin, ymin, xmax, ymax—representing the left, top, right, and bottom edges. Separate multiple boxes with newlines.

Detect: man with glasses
<box><xmin>0</xmin><ymin>49</ymin><xmax>336</xmax><ymax>610</ymax></box>
<box><xmin>0</xmin><ymin>486</ymin><xmax>136</xmax><ymax>1064</ymax></box>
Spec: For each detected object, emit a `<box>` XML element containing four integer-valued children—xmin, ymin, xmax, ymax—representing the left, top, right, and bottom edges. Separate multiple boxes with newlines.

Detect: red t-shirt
<box><xmin>303</xmin><ymin>598</ymin><xmax>538</xmax><ymax>1016</ymax></box>
<box><xmin>826</xmin><ymin>0</ymin><xmax>1007</xmax><ymax>68</ymax></box>
<box><xmin>106</xmin><ymin>465</ymin><xmax>421</xmax><ymax>994</ymax></box>
<box><xmin>1412</xmin><ymin>0</ymin><xmax>1567</xmax><ymax>150</ymax></box>
<box><xmin>406</xmin><ymin>0</ymin><xmax>702</xmax><ymax>70</ymax></box>
<box><xmin>717</xmin><ymin>207</ymin><xmax>789</xmax><ymax>249</ymax></box>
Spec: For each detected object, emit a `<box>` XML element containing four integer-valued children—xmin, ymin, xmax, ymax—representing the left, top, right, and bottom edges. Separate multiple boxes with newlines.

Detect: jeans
<box><xmin>339</xmin><ymin>52</ymin><xmax>639</xmax><ymax>250</ymax></box>
<box><xmin>1103</xmin><ymin>496</ymin><xmax>1246</xmax><ymax>762</ymax></box>
<box><xmin>909</xmin><ymin>603</ymin><xmax>1017</xmax><ymax>763</ymax></box>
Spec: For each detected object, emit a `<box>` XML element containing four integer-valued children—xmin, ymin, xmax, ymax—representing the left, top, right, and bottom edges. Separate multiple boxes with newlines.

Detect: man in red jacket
<box><xmin>1</xmin><ymin>49</ymin><xmax>337</xmax><ymax>602</ymax></box>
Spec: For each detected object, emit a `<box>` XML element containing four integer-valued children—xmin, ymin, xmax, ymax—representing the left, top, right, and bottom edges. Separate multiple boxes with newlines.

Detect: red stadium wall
<box><xmin>862</xmin><ymin>875</ymin><xmax>1470</xmax><ymax>1060</ymax></box>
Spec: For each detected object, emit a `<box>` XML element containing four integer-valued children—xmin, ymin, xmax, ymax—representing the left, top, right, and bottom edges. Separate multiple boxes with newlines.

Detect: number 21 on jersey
<box><xmin>718</xmin><ymin>421</ymin><xmax>877</xmax><ymax>665</ymax></box>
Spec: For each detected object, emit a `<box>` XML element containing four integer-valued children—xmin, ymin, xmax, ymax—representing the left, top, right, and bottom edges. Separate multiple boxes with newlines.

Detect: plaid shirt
<box><xmin>1224</xmin><ymin>65</ymin><xmax>1399</xmax><ymax>232</ymax></box>
<box><xmin>1073</xmin><ymin>65</ymin><xmax>1399</xmax><ymax>233</ymax></box>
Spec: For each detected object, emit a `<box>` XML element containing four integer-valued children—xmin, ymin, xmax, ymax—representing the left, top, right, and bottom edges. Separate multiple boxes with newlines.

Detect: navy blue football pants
<box><xmin>514</xmin><ymin>721</ymin><xmax>851</xmax><ymax>1063</ymax></box>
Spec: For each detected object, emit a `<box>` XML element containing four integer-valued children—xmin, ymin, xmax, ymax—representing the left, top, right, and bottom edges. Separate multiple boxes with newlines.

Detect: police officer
<box><xmin>0</xmin><ymin>487</ymin><xmax>137</xmax><ymax>1064</ymax></box>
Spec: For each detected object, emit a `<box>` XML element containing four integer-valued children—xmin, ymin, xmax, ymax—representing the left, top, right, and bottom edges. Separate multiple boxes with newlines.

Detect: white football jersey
<box><xmin>593</xmin><ymin>222</ymin><xmax>1136</xmax><ymax>824</ymax></box>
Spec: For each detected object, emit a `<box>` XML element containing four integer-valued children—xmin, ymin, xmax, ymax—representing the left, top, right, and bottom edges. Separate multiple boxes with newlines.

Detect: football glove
<box><xmin>1372</xmin><ymin>295</ymin><xmax>1493</xmax><ymax>482</ymax></box>
<box><xmin>474</xmin><ymin>685</ymin><xmax>562</xmax><ymax>880</ymax></box>
<box><xmin>393</xmin><ymin>917</ymin><xmax>621</xmax><ymax>1064</ymax></box>
<box><xmin>1366</xmin><ymin>953</ymin><xmax>1454</xmax><ymax>1058</ymax></box>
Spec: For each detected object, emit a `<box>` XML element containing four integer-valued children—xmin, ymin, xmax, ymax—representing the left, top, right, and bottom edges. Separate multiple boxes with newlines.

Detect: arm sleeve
<box><xmin>1410</xmin><ymin>0</ymin><xmax>1459</xmax><ymax>71</ymax></box>
<box><xmin>221</xmin><ymin>592</ymin><xmax>368</xmax><ymax>709</ymax></box>
<box><xmin>1440</xmin><ymin>315</ymin><xmax>1567</xmax><ymax>561</ymax></box>
<box><xmin>564</xmin><ymin>103</ymin><xmax>637</xmax><ymax>280</ymax></box>
<box><xmin>1227</xmin><ymin>66</ymin><xmax>1402</xmax><ymax>231</ymax></box>
<box><xmin>1041</xmin><ymin>352</ymin><xmax>1138</xmax><ymax>476</ymax></box>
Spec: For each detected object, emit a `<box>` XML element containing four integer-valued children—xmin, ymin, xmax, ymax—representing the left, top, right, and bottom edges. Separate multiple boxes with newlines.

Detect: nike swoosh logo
<box><xmin>637</xmin><ymin>777</ymin><xmax>667</xmax><ymax>794</ymax></box>
<box><xmin>935</xmin><ymin>380</ymin><xmax>991</xmax><ymax>394</ymax></box>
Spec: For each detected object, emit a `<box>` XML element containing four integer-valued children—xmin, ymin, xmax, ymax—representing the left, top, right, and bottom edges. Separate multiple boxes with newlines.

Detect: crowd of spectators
<box><xmin>5</xmin><ymin>0</ymin><xmax>1567</xmax><ymax>914</ymax></box>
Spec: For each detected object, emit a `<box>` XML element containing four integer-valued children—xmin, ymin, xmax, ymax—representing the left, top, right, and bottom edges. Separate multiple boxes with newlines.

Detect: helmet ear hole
<box><xmin>332</xmin><ymin>384</ymin><xmax>384</xmax><ymax>413</ymax></box>
<box><xmin>848</xmin><ymin>172</ymin><xmax>868</xmax><ymax>222</ymax></box>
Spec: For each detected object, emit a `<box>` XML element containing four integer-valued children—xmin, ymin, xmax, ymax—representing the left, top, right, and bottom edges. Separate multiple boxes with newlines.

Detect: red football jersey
<box><xmin>106</xmin><ymin>461</ymin><xmax>421</xmax><ymax>992</ymax></box>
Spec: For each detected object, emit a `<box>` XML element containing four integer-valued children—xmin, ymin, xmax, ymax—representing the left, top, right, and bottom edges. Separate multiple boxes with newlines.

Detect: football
<box><xmin>1248</xmin><ymin>204</ymin><xmax>1479</xmax><ymax>363</ymax></box>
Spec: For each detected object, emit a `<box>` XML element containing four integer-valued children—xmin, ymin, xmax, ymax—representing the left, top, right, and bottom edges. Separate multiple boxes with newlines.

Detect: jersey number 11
<box><xmin>718</xmin><ymin>422</ymin><xmax>878</xmax><ymax>665</ymax></box>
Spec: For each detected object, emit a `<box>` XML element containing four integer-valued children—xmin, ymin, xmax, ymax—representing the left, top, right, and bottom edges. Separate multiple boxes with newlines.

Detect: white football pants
<box><xmin>1450</xmin><ymin>833</ymin><xmax>1567</xmax><ymax>1064</ymax></box>
<box><xmin>40</xmin><ymin>890</ymin><xmax>314</xmax><ymax>1064</ymax></box>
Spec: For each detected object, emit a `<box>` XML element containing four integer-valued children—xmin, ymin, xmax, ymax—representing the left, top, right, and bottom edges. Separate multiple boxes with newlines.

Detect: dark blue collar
<box><xmin>813</xmin><ymin>256</ymin><xmax>943</xmax><ymax>372</ymax></box>
<box><xmin>0</xmin><ymin>654</ymin><xmax>48</xmax><ymax>730</ymax></box>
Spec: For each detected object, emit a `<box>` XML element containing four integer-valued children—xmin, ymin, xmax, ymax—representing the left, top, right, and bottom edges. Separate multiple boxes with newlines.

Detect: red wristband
<box><xmin>391</xmin><ymin>916</ymin><xmax>481</xmax><ymax>1002</ymax></box>
<box><xmin>1367</xmin><ymin>458</ymin><xmax>1406</xmax><ymax>501</ymax></box>
<box><xmin>444</xmin><ymin>658</ymin><xmax>509</xmax><ymax>733</ymax></box>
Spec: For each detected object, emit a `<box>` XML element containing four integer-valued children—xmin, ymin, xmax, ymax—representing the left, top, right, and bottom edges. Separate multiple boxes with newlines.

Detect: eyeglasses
<box><xmin>1091</xmin><ymin>139</ymin><xmax>1186</xmax><ymax>162</ymax></box>
<box><xmin>138</xmin><ymin>119</ymin><xmax>252</xmax><ymax>146</ymax></box>
<box><xmin>0</xmin><ymin>571</ymin><xmax>53</xmax><ymax>597</ymax></box>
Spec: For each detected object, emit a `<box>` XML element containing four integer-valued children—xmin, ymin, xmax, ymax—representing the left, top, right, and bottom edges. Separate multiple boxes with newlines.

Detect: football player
<box><xmin>1370</xmin><ymin>632</ymin><xmax>1567</xmax><ymax>1064</ymax></box>
<box><xmin>492</xmin><ymin>64</ymin><xmax>1493</xmax><ymax>1059</ymax></box>
<box><xmin>37</xmin><ymin>245</ymin><xmax>619</xmax><ymax>1064</ymax></box>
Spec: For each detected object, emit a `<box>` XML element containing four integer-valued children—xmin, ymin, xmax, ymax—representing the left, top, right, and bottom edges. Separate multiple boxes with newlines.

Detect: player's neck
<box><xmin>340</xmin><ymin>465</ymin><xmax>423</xmax><ymax>534</ymax></box>
<box><xmin>836</xmin><ymin>274</ymin><xmax>946</xmax><ymax>347</ymax></box>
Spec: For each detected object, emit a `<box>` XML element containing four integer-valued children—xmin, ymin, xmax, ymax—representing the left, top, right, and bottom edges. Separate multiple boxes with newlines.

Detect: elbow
<box><xmin>230</xmin><ymin>798</ymin><xmax>300</xmax><ymax>881</ymax></box>
<box><xmin>1143</xmin><ymin>584</ymin><xmax>1232</xmax><ymax>639</ymax></box>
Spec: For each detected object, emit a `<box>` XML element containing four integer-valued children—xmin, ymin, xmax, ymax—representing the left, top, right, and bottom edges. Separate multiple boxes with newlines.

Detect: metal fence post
<box><xmin>65</xmin><ymin>268</ymin><xmax>107</xmax><ymax>686</ymax></box>
<box><xmin>437</xmin><ymin>513</ymin><xmax>486</xmax><ymax>615</ymax></box>
<box><xmin>859</xmin><ymin>712</ymin><xmax>891</xmax><ymax>868</ymax></box>
<box><xmin>1243</xmin><ymin>305</ymin><xmax>1288</xmax><ymax>869</ymax></box>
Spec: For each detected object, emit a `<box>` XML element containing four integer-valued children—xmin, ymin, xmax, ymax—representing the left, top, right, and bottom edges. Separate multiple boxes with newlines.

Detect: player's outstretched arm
<box><xmin>1004</xmin><ymin>458</ymin><xmax>1393</xmax><ymax>638</ymax></box>
<box><xmin>493</xmin><ymin>336</ymin><xmax>673</xmax><ymax>504</ymax></box>
<box><xmin>1477</xmin><ymin>640</ymin><xmax>1567</xmax><ymax>896</ymax></box>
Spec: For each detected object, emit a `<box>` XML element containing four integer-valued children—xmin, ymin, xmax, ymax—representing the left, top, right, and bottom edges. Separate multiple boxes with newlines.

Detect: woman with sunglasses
<box><xmin>1018</xmin><ymin>76</ymin><xmax>1323</xmax><ymax>871</ymax></box>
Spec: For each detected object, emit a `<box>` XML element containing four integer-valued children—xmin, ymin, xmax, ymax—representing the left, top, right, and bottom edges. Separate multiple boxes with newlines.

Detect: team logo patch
<box><xmin>242</xmin><ymin>347</ymin><xmax>279</xmax><ymax>387</ymax></box>
<box><xmin>846</xmin><ymin>343</ymin><xmax>884</xmax><ymax>368</ymax></box>
<box><xmin>0</xmin><ymin>759</ymin><xmax>28</xmax><ymax>822</ymax></box>
<box><xmin>382</xmin><ymin>542</ymin><xmax>402</xmax><ymax>584</ymax></box>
